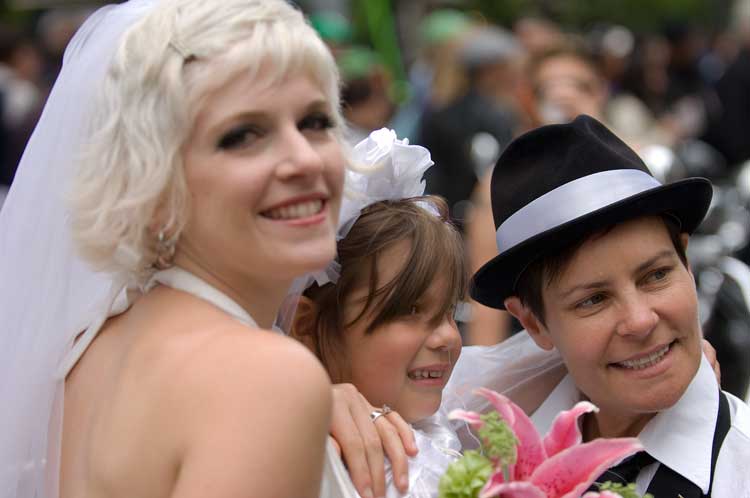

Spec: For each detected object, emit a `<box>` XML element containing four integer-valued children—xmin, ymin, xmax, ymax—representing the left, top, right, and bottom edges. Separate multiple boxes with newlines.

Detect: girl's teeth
<box><xmin>408</xmin><ymin>369</ymin><xmax>444</xmax><ymax>379</ymax></box>
<box><xmin>264</xmin><ymin>200</ymin><xmax>323</xmax><ymax>220</ymax></box>
<box><xmin>618</xmin><ymin>344</ymin><xmax>670</xmax><ymax>370</ymax></box>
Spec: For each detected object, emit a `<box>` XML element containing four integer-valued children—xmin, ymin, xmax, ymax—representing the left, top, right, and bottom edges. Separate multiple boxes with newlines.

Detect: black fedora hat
<box><xmin>470</xmin><ymin>115</ymin><xmax>712</xmax><ymax>310</ymax></box>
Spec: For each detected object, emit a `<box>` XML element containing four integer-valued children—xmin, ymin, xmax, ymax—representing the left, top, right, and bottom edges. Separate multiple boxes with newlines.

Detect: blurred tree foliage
<box><xmin>466</xmin><ymin>0</ymin><xmax>729</xmax><ymax>33</ymax></box>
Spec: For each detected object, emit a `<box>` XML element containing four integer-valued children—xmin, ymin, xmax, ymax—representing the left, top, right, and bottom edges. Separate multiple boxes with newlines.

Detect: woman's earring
<box><xmin>154</xmin><ymin>229</ymin><xmax>177</xmax><ymax>270</ymax></box>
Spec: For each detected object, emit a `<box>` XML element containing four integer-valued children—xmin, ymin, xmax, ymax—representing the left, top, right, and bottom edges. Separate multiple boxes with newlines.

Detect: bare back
<box><xmin>61</xmin><ymin>285</ymin><xmax>332</xmax><ymax>498</ymax></box>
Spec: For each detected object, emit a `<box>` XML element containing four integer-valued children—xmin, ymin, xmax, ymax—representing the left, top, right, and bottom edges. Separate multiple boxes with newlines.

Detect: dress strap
<box><xmin>57</xmin><ymin>267</ymin><xmax>259</xmax><ymax>380</ymax></box>
<box><xmin>150</xmin><ymin>267</ymin><xmax>257</xmax><ymax>327</ymax></box>
<box><xmin>56</xmin><ymin>278</ymin><xmax>130</xmax><ymax>379</ymax></box>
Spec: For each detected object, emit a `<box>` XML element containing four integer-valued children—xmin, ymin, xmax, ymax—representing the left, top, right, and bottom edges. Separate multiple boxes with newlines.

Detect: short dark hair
<box><xmin>514</xmin><ymin>215</ymin><xmax>688</xmax><ymax>325</ymax></box>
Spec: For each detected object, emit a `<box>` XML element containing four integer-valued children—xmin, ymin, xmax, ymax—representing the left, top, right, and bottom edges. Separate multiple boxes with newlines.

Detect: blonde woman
<box><xmin>0</xmin><ymin>1</ymin><xmax>349</xmax><ymax>496</ymax></box>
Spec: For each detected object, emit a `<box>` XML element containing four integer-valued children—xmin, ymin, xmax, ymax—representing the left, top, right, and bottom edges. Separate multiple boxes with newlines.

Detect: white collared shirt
<box><xmin>530</xmin><ymin>356</ymin><xmax>750</xmax><ymax>496</ymax></box>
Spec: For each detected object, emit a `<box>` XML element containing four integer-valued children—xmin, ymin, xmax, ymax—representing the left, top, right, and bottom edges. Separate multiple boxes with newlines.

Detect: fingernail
<box><xmin>399</xmin><ymin>476</ymin><xmax>408</xmax><ymax>489</ymax></box>
<box><xmin>362</xmin><ymin>488</ymin><xmax>374</xmax><ymax>498</ymax></box>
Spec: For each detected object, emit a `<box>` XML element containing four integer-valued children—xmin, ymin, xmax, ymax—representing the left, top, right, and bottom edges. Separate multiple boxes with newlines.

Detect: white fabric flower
<box><xmin>308</xmin><ymin>128</ymin><xmax>435</xmax><ymax>287</ymax></box>
<box><xmin>338</xmin><ymin>128</ymin><xmax>435</xmax><ymax>238</ymax></box>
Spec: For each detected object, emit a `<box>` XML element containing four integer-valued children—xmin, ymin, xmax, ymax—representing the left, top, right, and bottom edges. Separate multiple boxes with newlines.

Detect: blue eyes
<box><xmin>577</xmin><ymin>293</ymin><xmax>605</xmax><ymax>309</ymax></box>
<box><xmin>574</xmin><ymin>266</ymin><xmax>673</xmax><ymax>310</ymax></box>
<box><xmin>216</xmin><ymin>112</ymin><xmax>335</xmax><ymax>150</ymax></box>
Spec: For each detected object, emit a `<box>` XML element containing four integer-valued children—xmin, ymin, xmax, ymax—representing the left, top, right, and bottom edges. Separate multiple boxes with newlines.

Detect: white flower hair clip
<box><xmin>310</xmin><ymin>128</ymin><xmax>436</xmax><ymax>287</ymax></box>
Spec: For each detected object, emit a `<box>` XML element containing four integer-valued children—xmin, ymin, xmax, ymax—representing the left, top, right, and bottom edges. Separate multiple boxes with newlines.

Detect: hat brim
<box><xmin>470</xmin><ymin>177</ymin><xmax>713</xmax><ymax>310</ymax></box>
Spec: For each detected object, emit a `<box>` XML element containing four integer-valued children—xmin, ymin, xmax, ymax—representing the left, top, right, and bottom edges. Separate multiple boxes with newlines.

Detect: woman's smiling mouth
<box><xmin>610</xmin><ymin>341</ymin><xmax>675</xmax><ymax>371</ymax></box>
<box><xmin>262</xmin><ymin>198</ymin><xmax>325</xmax><ymax>220</ymax></box>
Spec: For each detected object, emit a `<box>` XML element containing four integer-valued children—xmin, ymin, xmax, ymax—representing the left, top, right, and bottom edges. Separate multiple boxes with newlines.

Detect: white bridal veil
<box><xmin>0</xmin><ymin>2</ymin><xmax>155</xmax><ymax>496</ymax></box>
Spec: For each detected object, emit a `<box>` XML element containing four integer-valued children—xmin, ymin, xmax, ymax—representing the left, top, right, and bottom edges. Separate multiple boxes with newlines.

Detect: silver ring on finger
<box><xmin>370</xmin><ymin>409</ymin><xmax>385</xmax><ymax>423</ymax></box>
<box><xmin>370</xmin><ymin>404</ymin><xmax>393</xmax><ymax>423</ymax></box>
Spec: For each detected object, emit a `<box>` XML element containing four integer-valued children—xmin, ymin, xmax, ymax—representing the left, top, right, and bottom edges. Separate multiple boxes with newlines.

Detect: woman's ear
<box><xmin>290</xmin><ymin>296</ymin><xmax>318</xmax><ymax>351</ymax></box>
<box><xmin>680</xmin><ymin>232</ymin><xmax>689</xmax><ymax>251</ymax></box>
<box><xmin>504</xmin><ymin>296</ymin><xmax>555</xmax><ymax>351</ymax></box>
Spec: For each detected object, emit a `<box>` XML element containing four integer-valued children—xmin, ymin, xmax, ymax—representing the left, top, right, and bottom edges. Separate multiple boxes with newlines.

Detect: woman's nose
<box><xmin>615</xmin><ymin>292</ymin><xmax>659</xmax><ymax>338</ymax></box>
<box><xmin>275</xmin><ymin>128</ymin><xmax>325</xmax><ymax>179</ymax></box>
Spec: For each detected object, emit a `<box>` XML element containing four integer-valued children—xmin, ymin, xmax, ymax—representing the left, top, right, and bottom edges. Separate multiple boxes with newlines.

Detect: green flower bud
<box><xmin>437</xmin><ymin>451</ymin><xmax>493</xmax><ymax>498</ymax></box>
<box><xmin>478</xmin><ymin>411</ymin><xmax>518</xmax><ymax>466</ymax></box>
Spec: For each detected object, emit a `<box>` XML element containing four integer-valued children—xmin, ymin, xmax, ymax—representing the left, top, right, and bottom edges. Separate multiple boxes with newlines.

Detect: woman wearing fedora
<box><xmin>468</xmin><ymin>114</ymin><xmax>750</xmax><ymax>496</ymax></box>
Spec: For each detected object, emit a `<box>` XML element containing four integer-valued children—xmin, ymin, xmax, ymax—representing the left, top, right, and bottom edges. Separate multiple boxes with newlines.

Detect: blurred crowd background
<box><xmin>1</xmin><ymin>0</ymin><xmax>750</xmax><ymax>396</ymax></box>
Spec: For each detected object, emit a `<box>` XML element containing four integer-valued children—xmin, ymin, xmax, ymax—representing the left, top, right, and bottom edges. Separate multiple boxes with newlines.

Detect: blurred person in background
<box><xmin>0</xmin><ymin>25</ymin><xmax>45</xmax><ymax>198</ymax></box>
<box><xmin>622</xmin><ymin>24</ymin><xmax>718</xmax><ymax>145</ymax></box>
<box><xmin>337</xmin><ymin>45</ymin><xmax>397</xmax><ymax>145</ymax></box>
<box><xmin>588</xmin><ymin>23</ymin><xmax>636</xmax><ymax>96</ymax></box>
<box><xmin>411</xmin><ymin>9</ymin><xmax>473</xmax><ymax>112</ymax></box>
<box><xmin>418</xmin><ymin>25</ymin><xmax>523</xmax><ymax>230</ymax></box>
<box><xmin>660</xmin><ymin>21</ymin><xmax>718</xmax><ymax>141</ymax></box>
<box><xmin>702</xmin><ymin>0</ymin><xmax>750</xmax><ymax>168</ymax></box>
<box><xmin>393</xmin><ymin>8</ymin><xmax>474</xmax><ymax>141</ymax></box>
<box><xmin>527</xmin><ymin>39</ymin><xmax>666</xmax><ymax>148</ymax></box>
<box><xmin>35</xmin><ymin>7</ymin><xmax>93</xmax><ymax>89</ymax></box>
<box><xmin>512</xmin><ymin>15</ymin><xmax>564</xmax><ymax>57</ymax></box>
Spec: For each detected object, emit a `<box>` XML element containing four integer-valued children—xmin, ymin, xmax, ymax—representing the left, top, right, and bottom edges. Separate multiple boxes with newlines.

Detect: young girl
<box><xmin>292</xmin><ymin>129</ymin><xmax>467</xmax><ymax>498</ymax></box>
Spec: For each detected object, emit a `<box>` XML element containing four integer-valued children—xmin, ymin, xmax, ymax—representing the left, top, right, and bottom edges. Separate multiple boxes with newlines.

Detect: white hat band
<box><xmin>495</xmin><ymin>169</ymin><xmax>662</xmax><ymax>254</ymax></box>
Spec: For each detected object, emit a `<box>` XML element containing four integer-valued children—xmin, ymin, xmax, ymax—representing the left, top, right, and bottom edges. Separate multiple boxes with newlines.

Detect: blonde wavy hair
<box><xmin>70</xmin><ymin>0</ymin><xmax>342</xmax><ymax>282</ymax></box>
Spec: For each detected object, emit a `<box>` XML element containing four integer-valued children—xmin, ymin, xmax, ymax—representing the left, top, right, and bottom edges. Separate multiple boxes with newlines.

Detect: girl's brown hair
<box><xmin>303</xmin><ymin>195</ymin><xmax>466</xmax><ymax>381</ymax></box>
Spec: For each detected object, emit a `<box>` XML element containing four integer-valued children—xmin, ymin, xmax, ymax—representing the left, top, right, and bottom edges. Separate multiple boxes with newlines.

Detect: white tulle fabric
<box><xmin>383</xmin><ymin>412</ymin><xmax>462</xmax><ymax>498</ymax></box>
<box><xmin>0</xmin><ymin>2</ymin><xmax>156</xmax><ymax>497</ymax></box>
<box><xmin>443</xmin><ymin>333</ymin><xmax>566</xmax><ymax>451</ymax></box>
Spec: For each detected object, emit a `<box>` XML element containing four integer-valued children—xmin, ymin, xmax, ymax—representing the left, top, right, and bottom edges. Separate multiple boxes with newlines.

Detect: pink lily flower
<box><xmin>449</xmin><ymin>388</ymin><xmax>642</xmax><ymax>498</ymax></box>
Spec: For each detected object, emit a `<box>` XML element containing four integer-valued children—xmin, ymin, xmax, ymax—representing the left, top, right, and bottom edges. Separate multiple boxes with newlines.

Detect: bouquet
<box><xmin>438</xmin><ymin>388</ymin><xmax>652</xmax><ymax>498</ymax></box>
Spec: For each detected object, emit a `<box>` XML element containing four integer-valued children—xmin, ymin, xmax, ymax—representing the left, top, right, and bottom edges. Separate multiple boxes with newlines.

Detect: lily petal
<box><xmin>508</xmin><ymin>401</ymin><xmax>548</xmax><ymax>480</ymax></box>
<box><xmin>475</xmin><ymin>387</ymin><xmax>516</xmax><ymax>424</ymax></box>
<box><xmin>448</xmin><ymin>409</ymin><xmax>484</xmax><ymax>429</ymax></box>
<box><xmin>480</xmin><ymin>481</ymin><xmax>546</xmax><ymax>498</ymax></box>
<box><xmin>529</xmin><ymin>437</ymin><xmax>642</xmax><ymax>498</ymax></box>
<box><xmin>475</xmin><ymin>388</ymin><xmax>547</xmax><ymax>480</ymax></box>
<box><xmin>543</xmin><ymin>401</ymin><xmax>598</xmax><ymax>458</ymax></box>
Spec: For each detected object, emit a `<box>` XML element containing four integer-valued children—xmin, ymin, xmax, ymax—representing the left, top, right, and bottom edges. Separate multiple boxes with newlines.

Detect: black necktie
<box><xmin>588</xmin><ymin>451</ymin><xmax>655</xmax><ymax>490</ymax></box>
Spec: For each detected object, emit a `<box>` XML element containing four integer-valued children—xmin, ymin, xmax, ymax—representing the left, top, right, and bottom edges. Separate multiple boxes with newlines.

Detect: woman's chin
<box><xmin>273</xmin><ymin>244</ymin><xmax>337</xmax><ymax>279</ymax></box>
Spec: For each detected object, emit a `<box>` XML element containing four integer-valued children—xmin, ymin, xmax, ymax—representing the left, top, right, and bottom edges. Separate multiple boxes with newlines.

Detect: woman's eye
<box><xmin>299</xmin><ymin>112</ymin><xmax>334</xmax><ymax>131</ymax></box>
<box><xmin>577</xmin><ymin>293</ymin><xmax>605</xmax><ymax>309</ymax></box>
<box><xmin>645</xmin><ymin>267</ymin><xmax>671</xmax><ymax>283</ymax></box>
<box><xmin>217</xmin><ymin>124</ymin><xmax>261</xmax><ymax>150</ymax></box>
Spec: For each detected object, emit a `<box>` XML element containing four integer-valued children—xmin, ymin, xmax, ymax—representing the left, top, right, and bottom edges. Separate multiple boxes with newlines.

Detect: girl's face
<box><xmin>178</xmin><ymin>68</ymin><xmax>345</xmax><ymax>290</ymax></box>
<box><xmin>340</xmin><ymin>239</ymin><xmax>462</xmax><ymax>423</ymax></box>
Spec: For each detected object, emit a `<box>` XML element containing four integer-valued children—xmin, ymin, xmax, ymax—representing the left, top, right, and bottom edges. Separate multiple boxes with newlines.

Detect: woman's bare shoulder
<box><xmin>165</xmin><ymin>317</ymin><xmax>330</xmax><ymax>403</ymax></box>
<box><xmin>160</xmin><ymin>320</ymin><xmax>333</xmax><ymax>497</ymax></box>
